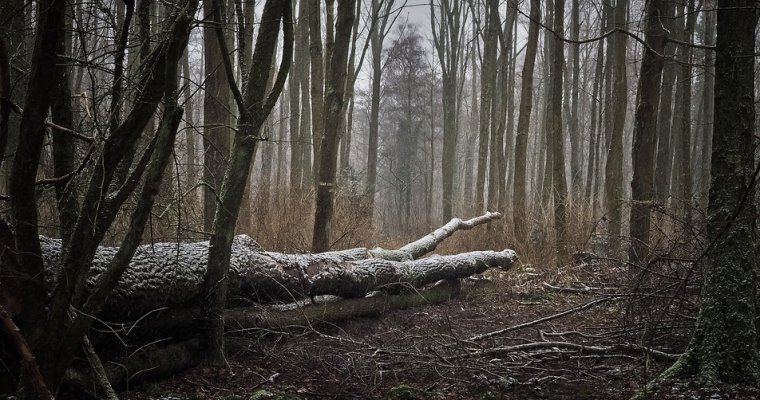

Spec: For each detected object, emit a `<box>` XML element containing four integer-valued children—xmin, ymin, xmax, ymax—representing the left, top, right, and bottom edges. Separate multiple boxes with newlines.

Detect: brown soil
<box><xmin>120</xmin><ymin>259</ymin><xmax>760</xmax><ymax>400</ymax></box>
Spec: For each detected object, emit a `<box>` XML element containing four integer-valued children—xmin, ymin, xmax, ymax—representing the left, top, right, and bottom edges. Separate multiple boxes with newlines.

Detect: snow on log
<box><xmin>39</xmin><ymin>235</ymin><xmax>517</xmax><ymax>321</ymax></box>
<box><xmin>308</xmin><ymin>249</ymin><xmax>516</xmax><ymax>297</ymax></box>
<box><xmin>396</xmin><ymin>211</ymin><xmax>502</xmax><ymax>259</ymax></box>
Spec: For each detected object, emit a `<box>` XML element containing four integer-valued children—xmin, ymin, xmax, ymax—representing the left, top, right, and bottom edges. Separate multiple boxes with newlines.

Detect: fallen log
<box><xmin>39</xmin><ymin>233</ymin><xmax>516</xmax><ymax>321</ymax></box>
<box><xmin>34</xmin><ymin>211</ymin><xmax>512</xmax><ymax>321</ymax></box>
<box><xmin>48</xmin><ymin>211</ymin><xmax>511</xmax><ymax>390</ymax></box>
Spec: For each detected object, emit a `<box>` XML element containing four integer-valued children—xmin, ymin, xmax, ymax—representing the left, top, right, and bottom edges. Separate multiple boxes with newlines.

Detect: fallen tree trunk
<box><xmin>39</xmin><ymin>234</ymin><xmax>516</xmax><ymax>321</ymax></box>
<box><xmin>50</xmin><ymin>212</ymin><xmax>511</xmax><ymax>390</ymax></box>
<box><xmin>34</xmin><ymin>211</ymin><xmax>512</xmax><ymax>321</ymax></box>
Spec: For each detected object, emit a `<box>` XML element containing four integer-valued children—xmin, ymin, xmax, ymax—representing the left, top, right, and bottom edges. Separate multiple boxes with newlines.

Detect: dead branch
<box><xmin>0</xmin><ymin>305</ymin><xmax>55</xmax><ymax>400</ymax></box>
<box><xmin>469</xmin><ymin>297</ymin><xmax>613</xmax><ymax>341</ymax></box>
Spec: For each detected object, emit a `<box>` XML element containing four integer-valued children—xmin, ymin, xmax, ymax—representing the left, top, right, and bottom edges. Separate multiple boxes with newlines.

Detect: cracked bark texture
<box><xmin>36</xmin><ymin>235</ymin><xmax>517</xmax><ymax>321</ymax></box>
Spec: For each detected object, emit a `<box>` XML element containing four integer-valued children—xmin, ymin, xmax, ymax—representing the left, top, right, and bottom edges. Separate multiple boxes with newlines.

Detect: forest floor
<box><xmin>120</xmin><ymin>256</ymin><xmax>760</xmax><ymax>400</ymax></box>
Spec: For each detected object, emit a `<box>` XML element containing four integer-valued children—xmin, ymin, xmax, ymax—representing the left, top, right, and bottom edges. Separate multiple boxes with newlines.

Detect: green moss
<box><xmin>387</xmin><ymin>384</ymin><xmax>422</xmax><ymax>400</ymax></box>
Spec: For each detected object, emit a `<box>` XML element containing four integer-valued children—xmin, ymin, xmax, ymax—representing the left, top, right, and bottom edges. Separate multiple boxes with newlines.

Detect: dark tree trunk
<box><xmin>550</xmin><ymin>0</ymin><xmax>567</xmax><ymax>265</ymax></box>
<box><xmin>646</xmin><ymin>0</ymin><xmax>760</xmax><ymax>387</ymax></box>
<box><xmin>628</xmin><ymin>0</ymin><xmax>669</xmax><ymax>265</ymax></box>
<box><xmin>312</xmin><ymin>0</ymin><xmax>356</xmax><ymax>252</ymax></box>
<box><xmin>512</xmin><ymin>0</ymin><xmax>540</xmax><ymax>243</ymax></box>
<box><xmin>603</xmin><ymin>0</ymin><xmax>628</xmax><ymax>258</ymax></box>
<box><xmin>309</xmin><ymin>0</ymin><xmax>325</xmax><ymax>179</ymax></box>
<box><xmin>202</xmin><ymin>0</ymin><xmax>232</xmax><ymax>231</ymax></box>
<box><xmin>476</xmin><ymin>0</ymin><xmax>498</xmax><ymax>214</ymax></box>
<box><xmin>200</xmin><ymin>0</ymin><xmax>293</xmax><ymax>365</ymax></box>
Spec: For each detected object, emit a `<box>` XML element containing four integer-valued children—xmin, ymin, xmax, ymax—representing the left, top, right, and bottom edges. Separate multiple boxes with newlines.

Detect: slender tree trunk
<box><xmin>464</xmin><ymin>28</ymin><xmax>478</xmax><ymax>209</ymax></box>
<box><xmin>585</xmin><ymin>25</ymin><xmax>605</xmax><ymax>212</ymax></box>
<box><xmin>696</xmin><ymin>0</ymin><xmax>715</xmax><ymax>210</ymax></box>
<box><xmin>312</xmin><ymin>0</ymin><xmax>356</xmax><ymax>252</ymax></box>
<box><xmin>309</xmin><ymin>0</ymin><xmax>325</xmax><ymax>179</ymax></box>
<box><xmin>182</xmin><ymin>53</ymin><xmax>196</xmax><ymax>206</ymax></box>
<box><xmin>430</xmin><ymin>0</ymin><xmax>465</xmax><ymax>222</ymax></box>
<box><xmin>0</xmin><ymin>0</ymin><xmax>26</xmax><ymax>192</ymax></box>
<box><xmin>653</xmin><ymin>2</ymin><xmax>676</xmax><ymax>205</ymax></box>
<box><xmin>200</xmin><ymin>0</ymin><xmax>292</xmax><ymax>364</ymax></box>
<box><xmin>203</xmin><ymin>0</ymin><xmax>232</xmax><ymax>231</ymax></box>
<box><xmin>628</xmin><ymin>0</ymin><xmax>669</xmax><ymax>265</ymax></box>
<box><xmin>569</xmin><ymin>0</ymin><xmax>581</xmax><ymax>199</ymax></box>
<box><xmin>512</xmin><ymin>0</ymin><xmax>540</xmax><ymax>243</ymax></box>
<box><xmin>604</xmin><ymin>0</ymin><xmax>628</xmax><ymax>258</ymax></box>
<box><xmin>550</xmin><ymin>0</ymin><xmax>568</xmax><ymax>265</ymax></box>
<box><xmin>670</xmin><ymin>0</ymin><xmax>696</xmax><ymax>218</ymax></box>
<box><xmin>476</xmin><ymin>0</ymin><xmax>498</xmax><ymax>214</ymax></box>
<box><xmin>339</xmin><ymin>0</ymin><xmax>361</xmax><ymax>178</ymax></box>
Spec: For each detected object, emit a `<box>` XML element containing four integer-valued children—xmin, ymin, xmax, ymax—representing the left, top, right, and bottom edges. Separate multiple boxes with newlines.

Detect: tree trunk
<box><xmin>569</xmin><ymin>0</ymin><xmax>581</xmax><ymax>199</ymax></box>
<box><xmin>289</xmin><ymin>0</ymin><xmax>310</xmax><ymax>194</ymax></box>
<box><xmin>366</xmin><ymin>0</ymin><xmax>383</xmax><ymax>224</ymax></box>
<box><xmin>68</xmin><ymin>280</ymin><xmax>464</xmax><ymax>390</ymax></box>
<box><xmin>585</xmin><ymin>23</ymin><xmax>605</xmax><ymax>213</ymax></box>
<box><xmin>649</xmin><ymin>0</ymin><xmax>760</xmax><ymax>386</ymax></box>
<box><xmin>603</xmin><ymin>0</ymin><xmax>628</xmax><ymax>258</ymax></box>
<box><xmin>200</xmin><ymin>0</ymin><xmax>293</xmax><ymax>365</ymax></box>
<box><xmin>654</xmin><ymin>28</ymin><xmax>676</xmax><ymax>203</ymax></box>
<box><xmin>13</xmin><ymin>213</ymin><xmax>509</xmax><ymax>323</ymax></box>
<box><xmin>203</xmin><ymin>0</ymin><xmax>232</xmax><ymax>231</ymax></box>
<box><xmin>431</xmin><ymin>0</ymin><xmax>465</xmax><ymax>222</ymax></box>
<box><xmin>696</xmin><ymin>0</ymin><xmax>715</xmax><ymax>210</ymax></box>
<box><xmin>309</xmin><ymin>0</ymin><xmax>325</xmax><ymax>179</ymax></box>
<box><xmin>669</xmin><ymin>0</ymin><xmax>696</xmax><ymax>218</ymax></box>
<box><xmin>312</xmin><ymin>0</ymin><xmax>356</xmax><ymax>252</ymax></box>
<box><xmin>476</xmin><ymin>0</ymin><xmax>498</xmax><ymax>214</ymax></box>
<box><xmin>512</xmin><ymin>0</ymin><xmax>540</xmax><ymax>243</ymax></box>
<box><xmin>550</xmin><ymin>0</ymin><xmax>567</xmax><ymax>265</ymax></box>
<box><xmin>628</xmin><ymin>0</ymin><xmax>669</xmax><ymax>265</ymax></box>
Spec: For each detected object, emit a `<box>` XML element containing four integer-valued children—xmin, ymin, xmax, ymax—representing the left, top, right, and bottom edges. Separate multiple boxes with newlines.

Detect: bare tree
<box><xmin>475</xmin><ymin>0</ymin><xmax>498</xmax><ymax>214</ymax></box>
<box><xmin>670</xmin><ymin>0</ymin><xmax>697</xmax><ymax>218</ymax></box>
<box><xmin>549</xmin><ymin>0</ymin><xmax>568</xmax><ymax>264</ymax></box>
<box><xmin>512</xmin><ymin>0</ymin><xmax>540</xmax><ymax>243</ymax></box>
<box><xmin>603</xmin><ymin>0</ymin><xmax>628</xmax><ymax>258</ymax></box>
<box><xmin>367</xmin><ymin>0</ymin><xmax>399</xmax><ymax>224</ymax></box>
<box><xmin>200</xmin><ymin>0</ymin><xmax>293</xmax><ymax>364</ymax></box>
<box><xmin>312</xmin><ymin>0</ymin><xmax>357</xmax><ymax>252</ymax></box>
<box><xmin>7</xmin><ymin>0</ymin><xmax>200</xmax><ymax>393</ymax></box>
<box><xmin>641</xmin><ymin>0</ymin><xmax>760</xmax><ymax>388</ymax></box>
<box><xmin>430</xmin><ymin>0</ymin><xmax>468</xmax><ymax>221</ymax></box>
<box><xmin>203</xmin><ymin>0</ymin><xmax>232</xmax><ymax>231</ymax></box>
<box><xmin>628</xmin><ymin>0</ymin><xmax>670</xmax><ymax>265</ymax></box>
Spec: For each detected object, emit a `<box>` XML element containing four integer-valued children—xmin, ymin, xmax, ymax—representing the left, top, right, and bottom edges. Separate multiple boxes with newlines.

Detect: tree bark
<box><xmin>628</xmin><ymin>0</ymin><xmax>669</xmax><ymax>265</ymax></box>
<box><xmin>475</xmin><ymin>0</ymin><xmax>498</xmax><ymax>214</ymax></box>
<box><xmin>200</xmin><ymin>0</ymin><xmax>293</xmax><ymax>365</ymax></box>
<box><xmin>603</xmin><ymin>0</ymin><xmax>628</xmax><ymax>258</ymax></box>
<box><xmin>550</xmin><ymin>0</ymin><xmax>568</xmax><ymax>265</ymax></box>
<box><xmin>202</xmin><ymin>0</ymin><xmax>232</xmax><ymax>231</ymax></box>
<box><xmin>647</xmin><ymin>0</ymin><xmax>760</xmax><ymax>386</ymax></box>
<box><xmin>696</xmin><ymin>0</ymin><xmax>715</xmax><ymax>210</ymax></box>
<box><xmin>512</xmin><ymin>0</ymin><xmax>540</xmax><ymax>243</ymax></box>
<box><xmin>431</xmin><ymin>0</ymin><xmax>465</xmax><ymax>222</ymax></box>
<box><xmin>312</xmin><ymin>0</ymin><xmax>357</xmax><ymax>252</ymax></box>
<box><xmin>669</xmin><ymin>0</ymin><xmax>696</xmax><ymax>218</ymax></box>
<box><xmin>29</xmin><ymin>232</ymin><xmax>516</xmax><ymax>323</ymax></box>
<box><xmin>309</xmin><ymin>0</ymin><xmax>325</xmax><ymax>179</ymax></box>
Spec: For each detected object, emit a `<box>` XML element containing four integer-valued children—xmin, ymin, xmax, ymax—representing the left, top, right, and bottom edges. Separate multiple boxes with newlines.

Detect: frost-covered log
<box><xmin>396</xmin><ymin>211</ymin><xmax>503</xmax><ymax>259</ymax></box>
<box><xmin>38</xmin><ymin>235</ymin><xmax>517</xmax><ymax>321</ymax></box>
<box><xmin>323</xmin><ymin>211</ymin><xmax>503</xmax><ymax>261</ymax></box>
